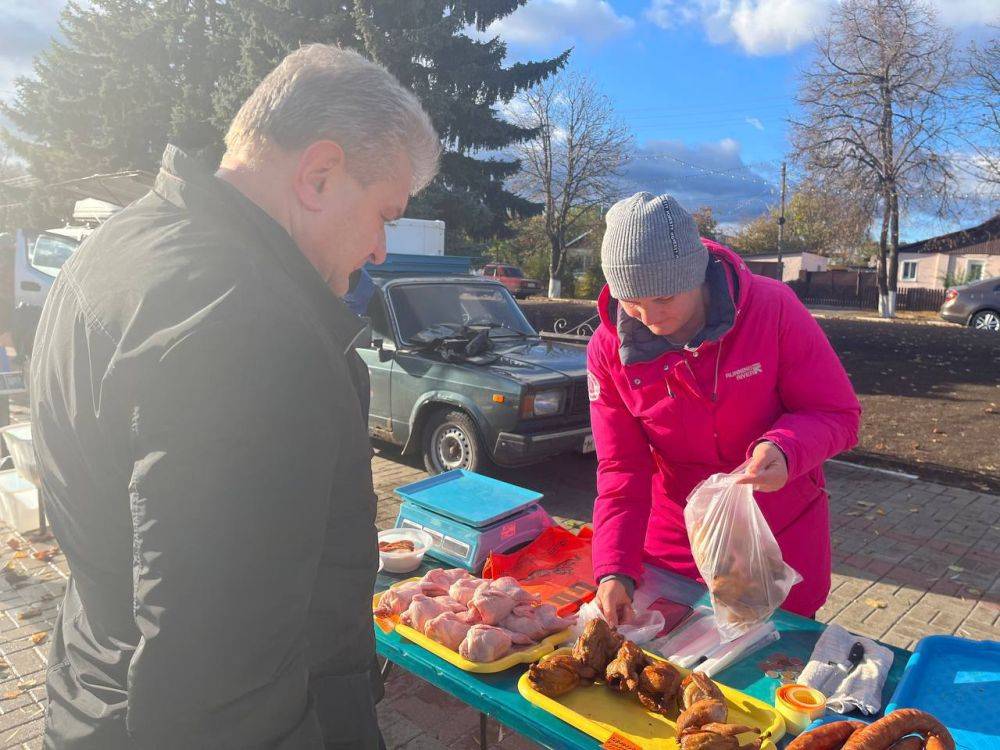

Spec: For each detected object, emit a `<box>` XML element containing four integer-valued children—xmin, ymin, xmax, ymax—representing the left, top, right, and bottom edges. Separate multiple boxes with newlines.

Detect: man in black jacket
<box><xmin>30</xmin><ymin>45</ymin><xmax>439</xmax><ymax>749</ymax></box>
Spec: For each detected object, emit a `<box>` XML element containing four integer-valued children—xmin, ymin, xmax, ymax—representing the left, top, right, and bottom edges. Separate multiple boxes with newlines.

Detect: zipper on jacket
<box><xmin>711</xmin><ymin>341</ymin><xmax>723</xmax><ymax>402</ymax></box>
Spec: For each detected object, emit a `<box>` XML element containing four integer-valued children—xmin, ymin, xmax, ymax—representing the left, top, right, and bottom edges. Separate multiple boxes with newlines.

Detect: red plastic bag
<box><xmin>482</xmin><ymin>525</ymin><xmax>597</xmax><ymax>616</ymax></box>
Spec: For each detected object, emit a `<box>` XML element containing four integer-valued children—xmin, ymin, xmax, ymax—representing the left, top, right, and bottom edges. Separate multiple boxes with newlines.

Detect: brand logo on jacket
<box><xmin>724</xmin><ymin>362</ymin><xmax>763</xmax><ymax>381</ymax></box>
<box><xmin>587</xmin><ymin>371</ymin><xmax>601</xmax><ymax>401</ymax></box>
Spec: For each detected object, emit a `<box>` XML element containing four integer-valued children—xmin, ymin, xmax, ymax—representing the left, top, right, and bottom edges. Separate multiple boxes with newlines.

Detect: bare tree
<box><xmin>510</xmin><ymin>73</ymin><xmax>632</xmax><ymax>297</ymax></box>
<box><xmin>791</xmin><ymin>0</ymin><xmax>957</xmax><ymax>316</ymax></box>
<box><xmin>961</xmin><ymin>30</ymin><xmax>1000</xmax><ymax>189</ymax></box>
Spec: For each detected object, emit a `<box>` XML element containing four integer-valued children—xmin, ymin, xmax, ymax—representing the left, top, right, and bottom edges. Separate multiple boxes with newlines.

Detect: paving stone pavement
<box><xmin>1</xmin><ymin>450</ymin><xmax>997</xmax><ymax>749</ymax></box>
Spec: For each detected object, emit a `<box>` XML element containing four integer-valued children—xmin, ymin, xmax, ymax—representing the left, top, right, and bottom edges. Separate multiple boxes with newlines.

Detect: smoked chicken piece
<box><xmin>682</xmin><ymin>672</ymin><xmax>725</xmax><ymax>709</ymax></box>
<box><xmin>527</xmin><ymin>655</ymin><xmax>586</xmax><ymax>698</ymax></box>
<box><xmin>605</xmin><ymin>640</ymin><xmax>648</xmax><ymax>693</ymax></box>
<box><xmin>424</xmin><ymin>611</ymin><xmax>475</xmax><ymax>651</ymax></box>
<box><xmin>637</xmin><ymin>661</ymin><xmax>683</xmax><ymax>713</ymax></box>
<box><xmin>448</xmin><ymin>577</ymin><xmax>486</xmax><ymax>606</ymax></box>
<box><xmin>500</xmin><ymin>603</ymin><xmax>572</xmax><ymax>641</ymax></box>
<box><xmin>458</xmin><ymin>624</ymin><xmax>533</xmax><ymax>662</ymax></box>
<box><xmin>400</xmin><ymin>594</ymin><xmax>466</xmax><ymax>632</ymax></box>
<box><xmin>572</xmin><ymin>619</ymin><xmax>625</xmax><ymax>680</ymax></box>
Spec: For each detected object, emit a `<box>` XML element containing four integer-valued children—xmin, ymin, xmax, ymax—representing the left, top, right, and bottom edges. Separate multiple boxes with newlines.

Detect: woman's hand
<box><xmin>595</xmin><ymin>578</ymin><xmax>634</xmax><ymax>627</ymax></box>
<box><xmin>736</xmin><ymin>441</ymin><xmax>789</xmax><ymax>492</ymax></box>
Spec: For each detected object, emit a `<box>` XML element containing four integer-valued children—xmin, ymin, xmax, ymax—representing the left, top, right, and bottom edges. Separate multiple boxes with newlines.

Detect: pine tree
<box><xmin>2</xmin><ymin>0</ymin><xmax>231</xmax><ymax>181</ymax></box>
<box><xmin>351</xmin><ymin>1</ymin><xmax>567</xmax><ymax>242</ymax></box>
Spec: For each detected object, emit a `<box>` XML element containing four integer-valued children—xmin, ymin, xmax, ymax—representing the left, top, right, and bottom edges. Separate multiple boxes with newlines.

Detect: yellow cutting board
<box><xmin>518</xmin><ymin>648</ymin><xmax>785</xmax><ymax>750</ymax></box>
<box><xmin>373</xmin><ymin>580</ymin><xmax>573</xmax><ymax>673</ymax></box>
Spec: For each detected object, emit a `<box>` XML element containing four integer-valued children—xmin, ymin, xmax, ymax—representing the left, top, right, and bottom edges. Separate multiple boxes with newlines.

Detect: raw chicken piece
<box><xmin>400</xmin><ymin>594</ymin><xmax>466</xmax><ymax>632</ymax></box>
<box><xmin>460</xmin><ymin>625</ymin><xmax>513</xmax><ymax>662</ymax></box>
<box><xmin>449</xmin><ymin>577</ymin><xmax>485</xmax><ymax>606</ymax></box>
<box><xmin>469</xmin><ymin>582</ymin><xmax>518</xmax><ymax>625</ymax></box>
<box><xmin>424</xmin><ymin>612</ymin><xmax>474</xmax><ymax>651</ymax></box>
<box><xmin>419</xmin><ymin>568</ymin><xmax>471</xmax><ymax>595</ymax></box>
<box><xmin>373</xmin><ymin>581</ymin><xmax>426</xmax><ymax>617</ymax></box>
<box><xmin>500</xmin><ymin>603</ymin><xmax>571</xmax><ymax>641</ymax></box>
<box><xmin>469</xmin><ymin>578</ymin><xmax>538</xmax><ymax>625</ymax></box>
<box><xmin>489</xmin><ymin>576</ymin><xmax>539</xmax><ymax>603</ymax></box>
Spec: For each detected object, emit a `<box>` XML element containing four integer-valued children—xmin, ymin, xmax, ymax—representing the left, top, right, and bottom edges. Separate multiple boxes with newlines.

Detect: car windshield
<box><xmin>389</xmin><ymin>283</ymin><xmax>538</xmax><ymax>343</ymax></box>
<box><xmin>505</xmin><ymin>267</ymin><xmax>524</xmax><ymax>278</ymax></box>
<box><xmin>29</xmin><ymin>233</ymin><xmax>79</xmax><ymax>270</ymax></box>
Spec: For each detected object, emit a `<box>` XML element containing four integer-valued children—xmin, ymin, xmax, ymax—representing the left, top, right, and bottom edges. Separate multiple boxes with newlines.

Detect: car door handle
<box><xmin>20</xmin><ymin>282</ymin><xmax>41</xmax><ymax>292</ymax></box>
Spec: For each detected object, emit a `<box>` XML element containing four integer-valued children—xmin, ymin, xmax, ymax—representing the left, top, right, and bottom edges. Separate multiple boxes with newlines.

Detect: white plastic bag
<box><xmin>684</xmin><ymin>470</ymin><xmax>801</xmax><ymax>642</ymax></box>
<box><xmin>571</xmin><ymin>598</ymin><xmax>665</xmax><ymax>645</ymax></box>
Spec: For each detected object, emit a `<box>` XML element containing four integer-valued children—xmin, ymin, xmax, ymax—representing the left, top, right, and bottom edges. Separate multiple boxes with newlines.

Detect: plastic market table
<box><xmin>374</xmin><ymin>564</ymin><xmax>910</xmax><ymax>749</ymax></box>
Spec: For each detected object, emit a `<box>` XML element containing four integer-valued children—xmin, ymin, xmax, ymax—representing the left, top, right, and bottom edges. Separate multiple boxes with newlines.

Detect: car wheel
<box><xmin>422</xmin><ymin>409</ymin><xmax>488</xmax><ymax>474</ymax></box>
<box><xmin>969</xmin><ymin>310</ymin><xmax>1000</xmax><ymax>332</ymax></box>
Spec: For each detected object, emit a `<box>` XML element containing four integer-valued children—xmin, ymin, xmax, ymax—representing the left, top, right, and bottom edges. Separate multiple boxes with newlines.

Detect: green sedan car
<box><xmin>357</xmin><ymin>275</ymin><xmax>593</xmax><ymax>474</ymax></box>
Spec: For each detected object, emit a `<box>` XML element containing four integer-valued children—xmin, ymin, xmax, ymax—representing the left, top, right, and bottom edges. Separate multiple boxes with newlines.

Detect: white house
<box><xmin>742</xmin><ymin>251</ymin><xmax>829</xmax><ymax>282</ymax></box>
<box><xmin>897</xmin><ymin>214</ymin><xmax>1000</xmax><ymax>289</ymax></box>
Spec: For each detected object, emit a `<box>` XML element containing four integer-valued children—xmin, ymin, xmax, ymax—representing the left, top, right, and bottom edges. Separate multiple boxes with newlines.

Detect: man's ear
<box><xmin>293</xmin><ymin>140</ymin><xmax>346</xmax><ymax>212</ymax></box>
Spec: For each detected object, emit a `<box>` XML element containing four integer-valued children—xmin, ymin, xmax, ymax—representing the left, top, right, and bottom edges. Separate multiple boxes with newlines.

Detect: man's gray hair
<box><xmin>225</xmin><ymin>44</ymin><xmax>440</xmax><ymax>194</ymax></box>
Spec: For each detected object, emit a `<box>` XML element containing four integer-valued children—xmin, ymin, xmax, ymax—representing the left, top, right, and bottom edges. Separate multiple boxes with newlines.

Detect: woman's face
<box><xmin>618</xmin><ymin>286</ymin><xmax>705</xmax><ymax>337</ymax></box>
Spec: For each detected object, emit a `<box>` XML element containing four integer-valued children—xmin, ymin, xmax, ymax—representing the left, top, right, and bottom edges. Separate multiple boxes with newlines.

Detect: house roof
<box><xmin>898</xmin><ymin>213</ymin><xmax>1000</xmax><ymax>256</ymax></box>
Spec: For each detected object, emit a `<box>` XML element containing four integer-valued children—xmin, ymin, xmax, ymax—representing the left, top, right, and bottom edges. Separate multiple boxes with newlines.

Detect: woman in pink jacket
<box><xmin>589</xmin><ymin>193</ymin><xmax>861</xmax><ymax>622</ymax></box>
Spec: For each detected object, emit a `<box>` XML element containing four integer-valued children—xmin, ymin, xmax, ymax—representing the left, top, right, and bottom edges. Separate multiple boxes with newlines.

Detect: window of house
<box><xmin>901</xmin><ymin>260</ymin><xmax>918</xmax><ymax>281</ymax></box>
<box><xmin>967</xmin><ymin>260</ymin><xmax>984</xmax><ymax>282</ymax></box>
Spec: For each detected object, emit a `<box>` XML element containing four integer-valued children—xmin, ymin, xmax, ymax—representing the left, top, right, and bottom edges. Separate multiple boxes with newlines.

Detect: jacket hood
<box><xmin>597</xmin><ymin>240</ymin><xmax>753</xmax><ymax>348</ymax></box>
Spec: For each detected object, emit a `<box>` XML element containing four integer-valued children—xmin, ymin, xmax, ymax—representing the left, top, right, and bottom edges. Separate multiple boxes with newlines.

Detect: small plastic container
<box><xmin>378</xmin><ymin>528</ymin><xmax>434</xmax><ymax>573</ymax></box>
<box><xmin>0</xmin><ymin>423</ymin><xmax>41</xmax><ymax>488</ymax></box>
<box><xmin>0</xmin><ymin>468</ymin><xmax>40</xmax><ymax>534</ymax></box>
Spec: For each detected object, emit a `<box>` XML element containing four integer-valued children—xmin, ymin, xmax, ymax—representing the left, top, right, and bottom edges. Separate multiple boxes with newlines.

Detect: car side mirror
<box><xmin>374</xmin><ymin>338</ymin><xmax>394</xmax><ymax>363</ymax></box>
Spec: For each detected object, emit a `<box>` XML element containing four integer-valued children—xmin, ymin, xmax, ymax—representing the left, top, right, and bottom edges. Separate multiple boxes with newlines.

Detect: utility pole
<box><xmin>776</xmin><ymin>161</ymin><xmax>787</xmax><ymax>282</ymax></box>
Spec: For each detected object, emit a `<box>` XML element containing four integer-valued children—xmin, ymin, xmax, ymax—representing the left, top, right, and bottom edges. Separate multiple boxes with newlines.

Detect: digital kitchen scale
<box><xmin>394</xmin><ymin>469</ymin><xmax>553</xmax><ymax>573</ymax></box>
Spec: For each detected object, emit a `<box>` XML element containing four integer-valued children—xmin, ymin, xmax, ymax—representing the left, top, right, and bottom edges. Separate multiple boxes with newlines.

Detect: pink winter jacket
<box><xmin>588</xmin><ymin>242</ymin><xmax>861</xmax><ymax>617</ymax></box>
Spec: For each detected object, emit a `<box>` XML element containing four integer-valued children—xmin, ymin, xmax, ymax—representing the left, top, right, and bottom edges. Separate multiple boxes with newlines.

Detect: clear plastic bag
<box><xmin>684</xmin><ymin>469</ymin><xmax>802</xmax><ymax>642</ymax></box>
<box><xmin>571</xmin><ymin>598</ymin><xmax>665</xmax><ymax>645</ymax></box>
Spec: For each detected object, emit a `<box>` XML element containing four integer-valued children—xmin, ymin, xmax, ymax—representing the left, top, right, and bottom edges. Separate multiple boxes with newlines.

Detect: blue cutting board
<box><xmin>394</xmin><ymin>469</ymin><xmax>543</xmax><ymax>528</ymax></box>
<box><xmin>886</xmin><ymin>635</ymin><xmax>1000</xmax><ymax>749</ymax></box>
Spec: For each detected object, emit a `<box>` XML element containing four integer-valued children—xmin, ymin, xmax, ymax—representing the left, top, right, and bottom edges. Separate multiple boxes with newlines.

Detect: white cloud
<box><xmin>644</xmin><ymin>0</ymin><xmax>698</xmax><ymax>29</ymax></box>
<box><xmin>618</xmin><ymin>138</ymin><xmax>777</xmax><ymax>222</ymax></box>
<box><xmin>645</xmin><ymin>0</ymin><xmax>1000</xmax><ymax>56</ymax></box>
<box><xmin>481</xmin><ymin>0</ymin><xmax>635</xmax><ymax>48</ymax></box>
<box><xmin>745</xmin><ymin>116</ymin><xmax>765</xmax><ymax>131</ymax></box>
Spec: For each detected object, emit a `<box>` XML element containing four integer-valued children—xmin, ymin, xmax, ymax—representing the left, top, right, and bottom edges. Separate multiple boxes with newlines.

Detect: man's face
<box><xmin>618</xmin><ymin>286</ymin><xmax>704</xmax><ymax>337</ymax></box>
<box><xmin>292</xmin><ymin>147</ymin><xmax>413</xmax><ymax>296</ymax></box>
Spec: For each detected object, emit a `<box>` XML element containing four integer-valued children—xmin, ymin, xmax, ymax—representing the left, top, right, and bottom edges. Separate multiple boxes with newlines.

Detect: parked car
<box><xmin>357</xmin><ymin>275</ymin><xmax>592</xmax><ymax>474</ymax></box>
<box><xmin>481</xmin><ymin>263</ymin><xmax>543</xmax><ymax>299</ymax></box>
<box><xmin>939</xmin><ymin>276</ymin><xmax>1000</xmax><ymax>332</ymax></box>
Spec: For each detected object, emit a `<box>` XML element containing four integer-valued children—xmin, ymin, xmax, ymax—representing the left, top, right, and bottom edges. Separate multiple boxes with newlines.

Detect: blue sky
<box><xmin>2</xmin><ymin>0</ymin><xmax>998</xmax><ymax>240</ymax></box>
<box><xmin>483</xmin><ymin>0</ymin><xmax>1000</xmax><ymax>239</ymax></box>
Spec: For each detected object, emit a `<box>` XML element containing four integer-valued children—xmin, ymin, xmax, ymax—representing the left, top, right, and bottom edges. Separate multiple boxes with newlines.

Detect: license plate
<box><xmin>580</xmin><ymin>434</ymin><xmax>595</xmax><ymax>453</ymax></box>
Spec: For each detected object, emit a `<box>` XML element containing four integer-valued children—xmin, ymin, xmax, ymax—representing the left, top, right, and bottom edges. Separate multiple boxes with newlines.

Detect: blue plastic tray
<box><xmin>394</xmin><ymin>469</ymin><xmax>543</xmax><ymax>528</ymax></box>
<box><xmin>886</xmin><ymin>635</ymin><xmax>1000</xmax><ymax>749</ymax></box>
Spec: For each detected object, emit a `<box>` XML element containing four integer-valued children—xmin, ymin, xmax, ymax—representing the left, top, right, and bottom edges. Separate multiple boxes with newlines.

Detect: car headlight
<box><xmin>522</xmin><ymin>389</ymin><xmax>564</xmax><ymax>417</ymax></box>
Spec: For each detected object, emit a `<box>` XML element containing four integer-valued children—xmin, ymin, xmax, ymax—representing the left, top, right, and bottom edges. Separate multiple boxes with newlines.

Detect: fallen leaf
<box><xmin>932</xmin><ymin>427</ymin><xmax>946</xmax><ymax>435</ymax></box>
<box><xmin>17</xmin><ymin>608</ymin><xmax>42</xmax><ymax>621</ymax></box>
<box><xmin>967</xmin><ymin>587</ymin><xmax>983</xmax><ymax>596</ymax></box>
<box><xmin>864</xmin><ymin>598</ymin><xmax>888</xmax><ymax>609</ymax></box>
<box><xmin>6</xmin><ymin>538</ymin><xmax>20</xmax><ymax>551</ymax></box>
<box><xmin>31</xmin><ymin>548</ymin><xmax>59</xmax><ymax>562</ymax></box>
<box><xmin>908</xmin><ymin>508</ymin><xmax>920</xmax><ymax>513</ymax></box>
<box><xmin>1</xmin><ymin>690</ymin><xmax>21</xmax><ymax>700</ymax></box>
<box><xmin>876</xmin><ymin>508</ymin><xmax>886</xmax><ymax>516</ymax></box>
<box><xmin>948</xmin><ymin>565</ymin><xmax>964</xmax><ymax>573</ymax></box>
<box><xmin>12</xmin><ymin>551</ymin><xmax>27</xmax><ymax>559</ymax></box>
<box><xmin>856</xmin><ymin>501</ymin><xmax>874</xmax><ymax>507</ymax></box>
<box><xmin>16</xmin><ymin>679</ymin><xmax>35</xmax><ymax>690</ymax></box>
<box><xmin>30</xmin><ymin>632</ymin><xmax>47</xmax><ymax>645</ymax></box>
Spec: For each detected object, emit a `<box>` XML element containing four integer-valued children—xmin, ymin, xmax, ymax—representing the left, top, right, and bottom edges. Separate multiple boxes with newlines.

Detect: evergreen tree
<box><xmin>2</xmin><ymin>0</ymin><xmax>231</xmax><ymax>181</ymax></box>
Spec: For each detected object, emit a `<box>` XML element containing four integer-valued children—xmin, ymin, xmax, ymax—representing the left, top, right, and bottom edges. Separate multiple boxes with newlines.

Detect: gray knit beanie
<box><xmin>601</xmin><ymin>192</ymin><xmax>708</xmax><ymax>299</ymax></box>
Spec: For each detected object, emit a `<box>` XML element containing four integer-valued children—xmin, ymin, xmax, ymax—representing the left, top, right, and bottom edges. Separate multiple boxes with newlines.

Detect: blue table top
<box><xmin>374</xmin><ymin>564</ymin><xmax>911</xmax><ymax>749</ymax></box>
